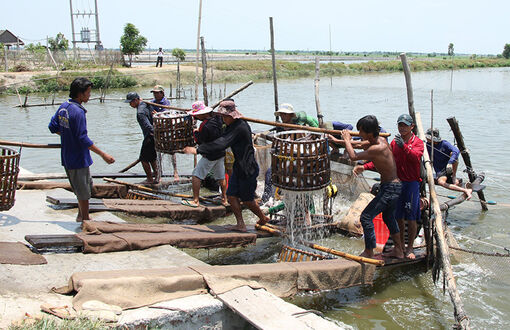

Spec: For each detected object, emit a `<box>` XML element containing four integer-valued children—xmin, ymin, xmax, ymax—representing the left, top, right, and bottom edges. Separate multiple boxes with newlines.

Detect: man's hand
<box><xmin>102</xmin><ymin>153</ymin><xmax>115</xmax><ymax>164</ymax></box>
<box><xmin>394</xmin><ymin>134</ymin><xmax>404</xmax><ymax>148</ymax></box>
<box><xmin>353</xmin><ymin>164</ymin><xmax>365</xmax><ymax>177</ymax></box>
<box><xmin>183</xmin><ymin>146</ymin><xmax>197</xmax><ymax>155</ymax></box>
<box><xmin>340</xmin><ymin>129</ymin><xmax>351</xmax><ymax>142</ymax></box>
<box><xmin>446</xmin><ymin>163</ymin><xmax>453</xmax><ymax>175</ymax></box>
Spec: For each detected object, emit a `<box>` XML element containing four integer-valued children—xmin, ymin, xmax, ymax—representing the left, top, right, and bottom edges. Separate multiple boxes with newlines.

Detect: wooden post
<box><xmin>177</xmin><ymin>59</ymin><xmax>181</xmax><ymax>98</ymax></box>
<box><xmin>415</xmin><ymin>112</ymin><xmax>471</xmax><ymax>330</ymax></box>
<box><xmin>210</xmin><ymin>57</ymin><xmax>214</xmax><ymax>98</ymax></box>
<box><xmin>23</xmin><ymin>91</ymin><xmax>29</xmax><ymax>107</ymax></box>
<box><xmin>169</xmin><ymin>83</ymin><xmax>173</xmax><ymax>98</ymax></box>
<box><xmin>446</xmin><ymin>116</ymin><xmax>488</xmax><ymax>211</ymax></box>
<box><xmin>314</xmin><ymin>57</ymin><xmax>324</xmax><ymax>127</ymax></box>
<box><xmin>269</xmin><ymin>17</ymin><xmax>279</xmax><ymax>121</ymax></box>
<box><xmin>194</xmin><ymin>0</ymin><xmax>203</xmax><ymax>101</ymax></box>
<box><xmin>400</xmin><ymin>53</ymin><xmax>416</xmax><ymax>134</ymax></box>
<box><xmin>200</xmin><ymin>36</ymin><xmax>208</xmax><ymax>105</ymax></box>
<box><xmin>14</xmin><ymin>87</ymin><xmax>23</xmax><ymax>107</ymax></box>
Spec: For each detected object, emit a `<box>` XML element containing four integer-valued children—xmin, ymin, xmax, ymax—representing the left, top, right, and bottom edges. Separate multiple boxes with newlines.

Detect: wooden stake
<box><xmin>200</xmin><ymin>36</ymin><xmax>208</xmax><ymax>105</ymax></box>
<box><xmin>400</xmin><ymin>53</ymin><xmax>417</xmax><ymax>134</ymax></box>
<box><xmin>314</xmin><ymin>57</ymin><xmax>324</xmax><ymax>127</ymax></box>
<box><xmin>269</xmin><ymin>17</ymin><xmax>279</xmax><ymax>121</ymax></box>
<box><xmin>194</xmin><ymin>0</ymin><xmax>203</xmax><ymax>101</ymax></box>
<box><xmin>415</xmin><ymin>112</ymin><xmax>470</xmax><ymax>329</ymax></box>
<box><xmin>446</xmin><ymin>116</ymin><xmax>488</xmax><ymax>211</ymax></box>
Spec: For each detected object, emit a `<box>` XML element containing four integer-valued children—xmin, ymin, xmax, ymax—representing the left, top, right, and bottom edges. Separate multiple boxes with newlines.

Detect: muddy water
<box><xmin>1</xmin><ymin>67</ymin><xmax>510</xmax><ymax>328</ymax></box>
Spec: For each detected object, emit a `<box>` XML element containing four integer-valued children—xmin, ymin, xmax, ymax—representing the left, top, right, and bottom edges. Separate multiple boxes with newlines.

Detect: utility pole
<box><xmin>69</xmin><ymin>0</ymin><xmax>103</xmax><ymax>53</ymax></box>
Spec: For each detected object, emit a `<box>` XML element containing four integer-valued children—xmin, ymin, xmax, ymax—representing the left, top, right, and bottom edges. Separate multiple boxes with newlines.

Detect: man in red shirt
<box><xmin>354</xmin><ymin>114</ymin><xmax>423</xmax><ymax>259</ymax></box>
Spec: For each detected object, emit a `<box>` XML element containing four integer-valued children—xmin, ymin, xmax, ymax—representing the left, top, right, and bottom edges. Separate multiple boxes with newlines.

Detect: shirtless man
<box><xmin>342</xmin><ymin>115</ymin><xmax>404</xmax><ymax>259</ymax></box>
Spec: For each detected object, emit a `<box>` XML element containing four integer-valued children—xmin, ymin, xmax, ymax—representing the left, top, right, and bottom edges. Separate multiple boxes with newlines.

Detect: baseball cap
<box><xmin>124</xmin><ymin>92</ymin><xmax>140</xmax><ymax>103</ymax></box>
<box><xmin>151</xmin><ymin>85</ymin><xmax>165</xmax><ymax>93</ymax></box>
<box><xmin>397</xmin><ymin>114</ymin><xmax>413</xmax><ymax>126</ymax></box>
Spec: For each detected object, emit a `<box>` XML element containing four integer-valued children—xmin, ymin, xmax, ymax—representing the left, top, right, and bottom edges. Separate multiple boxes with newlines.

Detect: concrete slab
<box><xmin>0</xmin><ymin>190</ymin><xmax>208</xmax><ymax>327</ymax></box>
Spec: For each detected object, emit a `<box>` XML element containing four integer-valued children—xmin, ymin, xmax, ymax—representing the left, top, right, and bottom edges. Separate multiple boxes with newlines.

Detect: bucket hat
<box><xmin>216</xmin><ymin>100</ymin><xmax>243</xmax><ymax>119</ymax></box>
<box><xmin>188</xmin><ymin>101</ymin><xmax>213</xmax><ymax>116</ymax></box>
<box><xmin>426</xmin><ymin>128</ymin><xmax>442</xmax><ymax>143</ymax></box>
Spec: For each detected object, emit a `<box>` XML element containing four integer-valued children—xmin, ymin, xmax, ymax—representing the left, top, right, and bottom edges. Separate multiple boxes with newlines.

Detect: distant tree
<box><xmin>503</xmin><ymin>44</ymin><xmax>510</xmax><ymax>59</ymax></box>
<box><xmin>120</xmin><ymin>23</ymin><xmax>147</xmax><ymax>67</ymax></box>
<box><xmin>48</xmin><ymin>33</ymin><xmax>69</xmax><ymax>51</ymax></box>
<box><xmin>448</xmin><ymin>43</ymin><xmax>454</xmax><ymax>56</ymax></box>
<box><xmin>171</xmin><ymin>48</ymin><xmax>186</xmax><ymax>62</ymax></box>
<box><xmin>26</xmin><ymin>43</ymin><xmax>46</xmax><ymax>52</ymax></box>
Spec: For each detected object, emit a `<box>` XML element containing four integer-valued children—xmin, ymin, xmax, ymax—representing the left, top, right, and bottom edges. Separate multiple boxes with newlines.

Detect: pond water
<box><xmin>1</xmin><ymin>67</ymin><xmax>510</xmax><ymax>328</ymax></box>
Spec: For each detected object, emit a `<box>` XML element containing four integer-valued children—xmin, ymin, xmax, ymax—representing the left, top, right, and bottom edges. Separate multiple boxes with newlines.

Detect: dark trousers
<box><xmin>360</xmin><ymin>182</ymin><xmax>402</xmax><ymax>250</ymax></box>
<box><xmin>156</xmin><ymin>56</ymin><xmax>163</xmax><ymax>67</ymax></box>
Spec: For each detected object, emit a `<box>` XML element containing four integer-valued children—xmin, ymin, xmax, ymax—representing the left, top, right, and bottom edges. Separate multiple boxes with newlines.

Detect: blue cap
<box><xmin>124</xmin><ymin>92</ymin><xmax>140</xmax><ymax>103</ymax></box>
<box><xmin>397</xmin><ymin>114</ymin><xmax>413</xmax><ymax>126</ymax></box>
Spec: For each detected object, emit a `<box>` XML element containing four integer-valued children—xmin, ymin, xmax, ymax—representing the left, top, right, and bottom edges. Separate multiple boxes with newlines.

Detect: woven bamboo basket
<box><xmin>0</xmin><ymin>146</ymin><xmax>20</xmax><ymax>211</ymax></box>
<box><xmin>125</xmin><ymin>189</ymin><xmax>162</xmax><ymax>200</ymax></box>
<box><xmin>153</xmin><ymin>110</ymin><xmax>195</xmax><ymax>154</ymax></box>
<box><xmin>271</xmin><ymin>130</ymin><xmax>330</xmax><ymax>191</ymax></box>
<box><xmin>278</xmin><ymin>245</ymin><xmax>328</xmax><ymax>262</ymax></box>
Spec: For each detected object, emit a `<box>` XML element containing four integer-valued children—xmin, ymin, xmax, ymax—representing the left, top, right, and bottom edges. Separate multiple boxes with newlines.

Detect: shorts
<box><xmin>227</xmin><ymin>167</ymin><xmax>259</xmax><ymax>202</ymax></box>
<box><xmin>65</xmin><ymin>167</ymin><xmax>93</xmax><ymax>200</ymax></box>
<box><xmin>192</xmin><ymin>156</ymin><xmax>225</xmax><ymax>180</ymax></box>
<box><xmin>395</xmin><ymin>181</ymin><xmax>421</xmax><ymax>221</ymax></box>
<box><xmin>139</xmin><ymin>135</ymin><xmax>157</xmax><ymax>162</ymax></box>
<box><xmin>435</xmin><ymin>169</ymin><xmax>453</xmax><ymax>184</ymax></box>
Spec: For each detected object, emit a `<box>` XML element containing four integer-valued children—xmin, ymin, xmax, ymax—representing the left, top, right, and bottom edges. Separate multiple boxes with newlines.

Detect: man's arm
<box><xmin>137</xmin><ymin>112</ymin><xmax>154</xmax><ymax>136</ymax></box>
<box><xmin>444</xmin><ymin>141</ymin><xmax>460</xmax><ymax>164</ymax></box>
<box><xmin>341</xmin><ymin>130</ymin><xmax>373</xmax><ymax>161</ymax></box>
<box><xmin>89</xmin><ymin>144</ymin><xmax>115</xmax><ymax>164</ymax></box>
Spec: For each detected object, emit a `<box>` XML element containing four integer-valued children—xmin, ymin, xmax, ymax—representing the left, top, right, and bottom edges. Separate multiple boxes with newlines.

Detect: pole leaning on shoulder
<box><xmin>415</xmin><ymin>112</ymin><xmax>470</xmax><ymax>330</ymax></box>
<box><xmin>269</xmin><ymin>17</ymin><xmax>279</xmax><ymax>121</ymax></box>
<box><xmin>400</xmin><ymin>53</ymin><xmax>417</xmax><ymax>134</ymax></box>
<box><xmin>314</xmin><ymin>57</ymin><xmax>324</xmax><ymax>127</ymax></box>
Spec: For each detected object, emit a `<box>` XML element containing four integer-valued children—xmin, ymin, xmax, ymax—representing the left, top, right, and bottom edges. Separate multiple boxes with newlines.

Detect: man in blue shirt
<box><xmin>426</xmin><ymin>128</ymin><xmax>472</xmax><ymax>199</ymax></box>
<box><xmin>49</xmin><ymin>77</ymin><xmax>115</xmax><ymax>222</ymax></box>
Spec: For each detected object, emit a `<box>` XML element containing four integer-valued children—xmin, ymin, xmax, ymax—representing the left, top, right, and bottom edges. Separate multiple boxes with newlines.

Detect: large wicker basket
<box><xmin>153</xmin><ymin>110</ymin><xmax>195</xmax><ymax>154</ymax></box>
<box><xmin>271</xmin><ymin>130</ymin><xmax>330</xmax><ymax>191</ymax></box>
<box><xmin>0</xmin><ymin>146</ymin><xmax>20</xmax><ymax>211</ymax></box>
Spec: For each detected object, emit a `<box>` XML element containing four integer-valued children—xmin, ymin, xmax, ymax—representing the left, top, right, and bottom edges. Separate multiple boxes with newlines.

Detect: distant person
<box><xmin>182</xmin><ymin>101</ymin><xmax>227</xmax><ymax>208</ymax></box>
<box><xmin>49</xmin><ymin>77</ymin><xmax>115</xmax><ymax>222</ymax></box>
<box><xmin>183</xmin><ymin>100</ymin><xmax>269</xmax><ymax>232</ymax></box>
<box><xmin>125</xmin><ymin>92</ymin><xmax>159</xmax><ymax>184</ymax></box>
<box><xmin>342</xmin><ymin>115</ymin><xmax>404</xmax><ymax>259</ymax></box>
<box><xmin>425</xmin><ymin>128</ymin><xmax>472</xmax><ymax>199</ymax></box>
<box><xmin>149</xmin><ymin>85</ymin><xmax>179</xmax><ymax>180</ymax></box>
<box><xmin>353</xmin><ymin>114</ymin><xmax>423</xmax><ymax>259</ymax></box>
<box><xmin>156</xmin><ymin>47</ymin><xmax>164</xmax><ymax>67</ymax></box>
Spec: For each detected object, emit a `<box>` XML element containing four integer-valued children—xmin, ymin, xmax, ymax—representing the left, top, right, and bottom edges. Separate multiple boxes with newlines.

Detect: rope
<box><xmin>448</xmin><ymin>245</ymin><xmax>510</xmax><ymax>257</ymax></box>
<box><xmin>276</xmin><ymin>154</ymin><xmax>295</xmax><ymax>162</ymax></box>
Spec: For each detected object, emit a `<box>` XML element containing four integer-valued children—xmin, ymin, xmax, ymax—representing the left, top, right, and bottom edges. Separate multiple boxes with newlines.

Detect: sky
<box><xmin>3</xmin><ymin>0</ymin><xmax>510</xmax><ymax>55</ymax></box>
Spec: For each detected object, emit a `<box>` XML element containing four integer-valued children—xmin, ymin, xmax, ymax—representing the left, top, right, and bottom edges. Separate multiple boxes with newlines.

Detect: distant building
<box><xmin>0</xmin><ymin>30</ymin><xmax>24</xmax><ymax>48</ymax></box>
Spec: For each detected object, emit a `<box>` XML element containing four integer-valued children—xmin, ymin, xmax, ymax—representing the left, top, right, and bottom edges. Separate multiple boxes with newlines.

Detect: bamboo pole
<box><xmin>446</xmin><ymin>116</ymin><xmax>488</xmax><ymax>211</ymax></box>
<box><xmin>269</xmin><ymin>17</ymin><xmax>279</xmax><ymax>121</ymax></box>
<box><xmin>415</xmin><ymin>112</ymin><xmax>470</xmax><ymax>330</ymax></box>
<box><xmin>255</xmin><ymin>223</ymin><xmax>282</xmax><ymax>236</ymax></box>
<box><xmin>303</xmin><ymin>241</ymin><xmax>384</xmax><ymax>266</ymax></box>
<box><xmin>100</xmin><ymin>61</ymin><xmax>114</xmax><ymax>103</ymax></box>
<box><xmin>0</xmin><ymin>140</ymin><xmax>60</xmax><ymax>148</ymax></box>
<box><xmin>200</xmin><ymin>36</ymin><xmax>208</xmax><ymax>105</ymax></box>
<box><xmin>119</xmin><ymin>159</ymin><xmax>140</xmax><ymax>173</ymax></box>
<box><xmin>242</xmin><ymin>116</ymin><xmax>390</xmax><ymax>137</ymax></box>
<box><xmin>314</xmin><ymin>57</ymin><xmax>324</xmax><ymax>127</ymax></box>
<box><xmin>14</xmin><ymin>87</ymin><xmax>23</xmax><ymax>107</ymax></box>
<box><xmin>400</xmin><ymin>53</ymin><xmax>417</xmax><ymax>134</ymax></box>
<box><xmin>103</xmin><ymin>178</ymin><xmax>221</xmax><ymax>205</ymax></box>
<box><xmin>145</xmin><ymin>81</ymin><xmax>254</xmax><ymax>112</ymax></box>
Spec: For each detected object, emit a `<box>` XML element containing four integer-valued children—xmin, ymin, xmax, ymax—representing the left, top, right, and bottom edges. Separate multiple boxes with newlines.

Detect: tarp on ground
<box><xmin>54</xmin><ymin>259</ymin><xmax>376</xmax><ymax>310</ymax></box>
<box><xmin>0</xmin><ymin>242</ymin><xmax>47</xmax><ymax>265</ymax></box>
<box><xmin>76</xmin><ymin>221</ymin><xmax>257</xmax><ymax>253</ymax></box>
<box><xmin>17</xmin><ymin>181</ymin><xmax>127</xmax><ymax>198</ymax></box>
<box><xmin>102</xmin><ymin>199</ymin><xmax>226</xmax><ymax>221</ymax></box>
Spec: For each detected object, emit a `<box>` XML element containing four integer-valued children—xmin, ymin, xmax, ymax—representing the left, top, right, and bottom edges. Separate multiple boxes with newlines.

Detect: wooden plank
<box><xmin>380</xmin><ymin>249</ymin><xmax>427</xmax><ymax>267</ymax></box>
<box><xmin>46</xmin><ymin>196</ymin><xmax>104</xmax><ymax>206</ymax></box>
<box><xmin>25</xmin><ymin>234</ymin><xmax>83</xmax><ymax>249</ymax></box>
<box><xmin>218</xmin><ymin>286</ymin><xmax>341</xmax><ymax>330</ymax></box>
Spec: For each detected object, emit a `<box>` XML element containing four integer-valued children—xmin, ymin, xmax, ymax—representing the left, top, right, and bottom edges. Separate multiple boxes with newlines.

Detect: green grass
<box><xmin>8</xmin><ymin>316</ymin><xmax>109</xmax><ymax>330</ymax></box>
